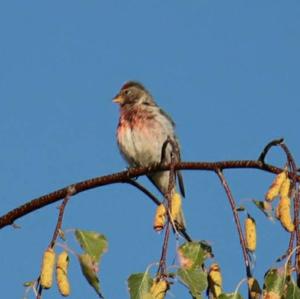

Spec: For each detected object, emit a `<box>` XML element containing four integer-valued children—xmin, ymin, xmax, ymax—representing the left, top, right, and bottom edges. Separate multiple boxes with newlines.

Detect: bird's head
<box><xmin>113</xmin><ymin>81</ymin><xmax>155</xmax><ymax>107</ymax></box>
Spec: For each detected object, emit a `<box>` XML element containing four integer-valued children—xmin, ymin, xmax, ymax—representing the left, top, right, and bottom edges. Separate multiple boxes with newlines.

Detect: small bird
<box><xmin>113</xmin><ymin>81</ymin><xmax>186</xmax><ymax>230</ymax></box>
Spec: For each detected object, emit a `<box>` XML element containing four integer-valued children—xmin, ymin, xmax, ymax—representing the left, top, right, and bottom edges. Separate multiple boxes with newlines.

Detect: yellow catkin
<box><xmin>56</xmin><ymin>251</ymin><xmax>70</xmax><ymax>297</ymax></box>
<box><xmin>245</xmin><ymin>215</ymin><xmax>257</xmax><ymax>252</ymax></box>
<box><xmin>248</xmin><ymin>277</ymin><xmax>261</xmax><ymax>299</ymax></box>
<box><xmin>40</xmin><ymin>248</ymin><xmax>56</xmax><ymax>289</ymax></box>
<box><xmin>277</xmin><ymin>196</ymin><xmax>294</xmax><ymax>232</ymax></box>
<box><xmin>279</xmin><ymin>177</ymin><xmax>290</xmax><ymax>198</ymax></box>
<box><xmin>265</xmin><ymin>171</ymin><xmax>287</xmax><ymax>201</ymax></box>
<box><xmin>170</xmin><ymin>192</ymin><xmax>185</xmax><ymax>230</ymax></box>
<box><xmin>208</xmin><ymin>263</ymin><xmax>222</xmax><ymax>298</ymax></box>
<box><xmin>153</xmin><ymin>204</ymin><xmax>167</xmax><ymax>231</ymax></box>
<box><xmin>150</xmin><ymin>279</ymin><xmax>169</xmax><ymax>299</ymax></box>
<box><xmin>171</xmin><ymin>192</ymin><xmax>181</xmax><ymax>220</ymax></box>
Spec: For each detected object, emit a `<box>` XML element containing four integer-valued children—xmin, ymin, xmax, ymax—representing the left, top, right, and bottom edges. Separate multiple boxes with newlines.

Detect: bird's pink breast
<box><xmin>117</xmin><ymin>110</ymin><xmax>162</xmax><ymax>167</ymax></box>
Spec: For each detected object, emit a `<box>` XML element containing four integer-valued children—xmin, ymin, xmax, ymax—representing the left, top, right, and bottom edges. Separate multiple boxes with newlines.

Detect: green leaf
<box><xmin>178</xmin><ymin>242</ymin><xmax>207</xmax><ymax>269</ymax></box>
<box><xmin>75</xmin><ymin>229</ymin><xmax>108</xmax><ymax>262</ymax></box>
<box><xmin>264</xmin><ymin>268</ymin><xmax>285</xmax><ymax>295</ymax></box>
<box><xmin>218</xmin><ymin>292</ymin><xmax>243</xmax><ymax>299</ymax></box>
<box><xmin>177</xmin><ymin>267</ymin><xmax>207</xmax><ymax>299</ymax></box>
<box><xmin>252</xmin><ymin>200</ymin><xmax>273</xmax><ymax>220</ymax></box>
<box><xmin>78</xmin><ymin>253</ymin><xmax>103</xmax><ymax>298</ymax></box>
<box><xmin>128</xmin><ymin>272</ymin><xmax>154</xmax><ymax>299</ymax></box>
<box><xmin>286</xmin><ymin>281</ymin><xmax>300</xmax><ymax>299</ymax></box>
<box><xmin>199</xmin><ymin>240</ymin><xmax>214</xmax><ymax>259</ymax></box>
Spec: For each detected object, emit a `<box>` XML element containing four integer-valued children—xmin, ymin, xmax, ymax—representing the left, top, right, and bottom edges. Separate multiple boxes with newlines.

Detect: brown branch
<box><xmin>166</xmin><ymin>137</ymin><xmax>177</xmax><ymax>229</ymax></box>
<box><xmin>1</xmin><ymin>160</ymin><xmax>299</xmax><ymax>230</ymax></box>
<box><xmin>258</xmin><ymin>138</ymin><xmax>284</xmax><ymax>163</ymax></box>
<box><xmin>276</xmin><ymin>233</ymin><xmax>295</xmax><ymax>263</ymax></box>
<box><xmin>35</xmin><ymin>186</ymin><xmax>75</xmax><ymax>299</ymax></box>
<box><xmin>158</xmin><ymin>137</ymin><xmax>180</xmax><ymax>276</ymax></box>
<box><xmin>216</xmin><ymin>170</ymin><xmax>252</xmax><ymax>280</ymax></box>
<box><xmin>157</xmin><ymin>223</ymin><xmax>171</xmax><ymax>277</ymax></box>
<box><xmin>125</xmin><ymin>179</ymin><xmax>161</xmax><ymax>206</ymax></box>
<box><xmin>295</xmin><ymin>188</ymin><xmax>300</xmax><ymax>287</ymax></box>
<box><xmin>49</xmin><ymin>186</ymin><xmax>75</xmax><ymax>248</ymax></box>
<box><xmin>279</xmin><ymin>142</ymin><xmax>300</xmax><ymax>284</ymax></box>
<box><xmin>37</xmin><ymin>282</ymin><xmax>42</xmax><ymax>299</ymax></box>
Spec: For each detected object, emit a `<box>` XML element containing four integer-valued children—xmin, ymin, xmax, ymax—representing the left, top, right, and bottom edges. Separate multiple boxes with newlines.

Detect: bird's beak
<box><xmin>112</xmin><ymin>95</ymin><xmax>124</xmax><ymax>104</ymax></box>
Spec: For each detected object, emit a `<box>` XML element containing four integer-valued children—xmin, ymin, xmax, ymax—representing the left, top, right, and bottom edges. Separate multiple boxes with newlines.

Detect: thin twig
<box><xmin>167</xmin><ymin>139</ymin><xmax>189</xmax><ymax>234</ymax></box>
<box><xmin>280</xmin><ymin>142</ymin><xmax>300</xmax><ymax>281</ymax></box>
<box><xmin>35</xmin><ymin>186</ymin><xmax>75</xmax><ymax>299</ymax></box>
<box><xmin>258</xmin><ymin>140</ymin><xmax>300</xmax><ymax>274</ymax></box>
<box><xmin>178</xmin><ymin>228</ymin><xmax>192</xmax><ymax>242</ymax></box>
<box><xmin>280</xmin><ymin>143</ymin><xmax>298</xmax><ymax>174</ymax></box>
<box><xmin>1</xmin><ymin>160</ymin><xmax>299</xmax><ymax>230</ymax></box>
<box><xmin>258</xmin><ymin>138</ymin><xmax>284</xmax><ymax>163</ymax></box>
<box><xmin>295</xmin><ymin>188</ymin><xmax>300</xmax><ymax>286</ymax></box>
<box><xmin>49</xmin><ymin>185</ymin><xmax>75</xmax><ymax>248</ymax></box>
<box><xmin>36</xmin><ymin>283</ymin><xmax>42</xmax><ymax>299</ymax></box>
<box><xmin>276</xmin><ymin>233</ymin><xmax>295</xmax><ymax>262</ymax></box>
<box><xmin>216</xmin><ymin>169</ymin><xmax>252</xmax><ymax>280</ymax></box>
<box><xmin>157</xmin><ymin>137</ymin><xmax>178</xmax><ymax>276</ymax></box>
<box><xmin>125</xmin><ymin>179</ymin><xmax>161</xmax><ymax>205</ymax></box>
<box><xmin>157</xmin><ymin>223</ymin><xmax>171</xmax><ymax>277</ymax></box>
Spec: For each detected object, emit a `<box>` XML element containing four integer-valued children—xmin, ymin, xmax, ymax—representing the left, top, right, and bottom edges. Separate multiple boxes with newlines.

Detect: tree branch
<box><xmin>125</xmin><ymin>179</ymin><xmax>161</xmax><ymax>205</ymax></box>
<box><xmin>279</xmin><ymin>142</ymin><xmax>300</xmax><ymax>284</ymax></box>
<box><xmin>49</xmin><ymin>185</ymin><xmax>75</xmax><ymax>248</ymax></box>
<box><xmin>0</xmin><ymin>160</ymin><xmax>299</xmax><ymax>230</ymax></box>
<box><xmin>216</xmin><ymin>170</ymin><xmax>252</xmax><ymax>276</ymax></box>
<box><xmin>257</xmin><ymin>138</ymin><xmax>284</xmax><ymax>163</ymax></box>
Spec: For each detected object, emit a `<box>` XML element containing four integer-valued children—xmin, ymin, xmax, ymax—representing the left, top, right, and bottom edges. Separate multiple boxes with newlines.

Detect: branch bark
<box><xmin>216</xmin><ymin>170</ymin><xmax>252</xmax><ymax>280</ymax></box>
<box><xmin>0</xmin><ymin>160</ymin><xmax>298</xmax><ymax>230</ymax></box>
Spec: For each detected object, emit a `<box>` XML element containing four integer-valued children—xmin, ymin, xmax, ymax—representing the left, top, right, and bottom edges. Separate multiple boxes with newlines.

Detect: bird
<box><xmin>113</xmin><ymin>81</ymin><xmax>186</xmax><ymax>231</ymax></box>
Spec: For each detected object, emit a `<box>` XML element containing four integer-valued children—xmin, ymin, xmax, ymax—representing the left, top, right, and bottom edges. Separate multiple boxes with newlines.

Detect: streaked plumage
<box><xmin>113</xmin><ymin>81</ymin><xmax>185</xmax><ymax>198</ymax></box>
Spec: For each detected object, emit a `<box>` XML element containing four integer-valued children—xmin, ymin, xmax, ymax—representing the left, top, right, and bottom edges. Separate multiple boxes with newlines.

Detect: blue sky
<box><xmin>0</xmin><ymin>1</ymin><xmax>299</xmax><ymax>298</ymax></box>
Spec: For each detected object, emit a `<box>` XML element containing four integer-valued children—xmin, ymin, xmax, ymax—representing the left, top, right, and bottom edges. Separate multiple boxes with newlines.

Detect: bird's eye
<box><xmin>124</xmin><ymin>89</ymin><xmax>131</xmax><ymax>96</ymax></box>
